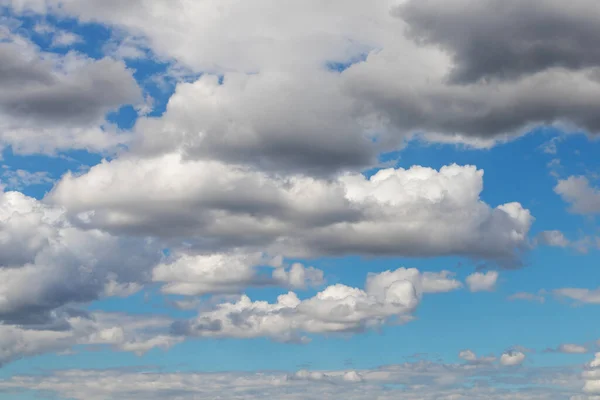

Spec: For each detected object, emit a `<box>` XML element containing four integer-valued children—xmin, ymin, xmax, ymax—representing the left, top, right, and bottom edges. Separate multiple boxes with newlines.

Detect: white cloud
<box><xmin>152</xmin><ymin>252</ymin><xmax>324</xmax><ymax>296</ymax></box>
<box><xmin>583</xmin><ymin>353</ymin><xmax>600</xmax><ymax>395</ymax></box>
<box><xmin>466</xmin><ymin>271</ymin><xmax>499</xmax><ymax>292</ymax></box>
<box><xmin>172</xmin><ymin>266</ymin><xmax>461</xmax><ymax>342</ymax></box>
<box><xmin>0</xmin><ymin>361</ymin><xmax>583</xmax><ymax>400</ymax></box>
<box><xmin>459</xmin><ymin>349</ymin><xmax>496</xmax><ymax>365</ymax></box>
<box><xmin>0</xmin><ymin>311</ymin><xmax>178</xmax><ymax>365</ymax></box>
<box><xmin>49</xmin><ymin>154</ymin><xmax>533</xmax><ymax>263</ymax></box>
<box><xmin>560</xmin><ymin>344</ymin><xmax>589</xmax><ymax>354</ymax></box>
<box><xmin>555</xmin><ymin>176</ymin><xmax>600</xmax><ymax>215</ymax></box>
<box><xmin>536</xmin><ymin>230</ymin><xmax>571</xmax><ymax>248</ymax></box>
<box><xmin>554</xmin><ymin>288</ymin><xmax>600</xmax><ymax>304</ymax></box>
<box><xmin>500</xmin><ymin>351</ymin><xmax>526</xmax><ymax>366</ymax></box>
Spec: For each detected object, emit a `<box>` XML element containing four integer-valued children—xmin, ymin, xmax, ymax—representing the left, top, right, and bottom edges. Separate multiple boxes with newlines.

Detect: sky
<box><xmin>0</xmin><ymin>0</ymin><xmax>600</xmax><ymax>399</ymax></box>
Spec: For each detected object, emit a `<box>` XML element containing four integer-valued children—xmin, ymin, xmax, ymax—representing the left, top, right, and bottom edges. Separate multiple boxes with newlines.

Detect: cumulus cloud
<box><xmin>500</xmin><ymin>351</ymin><xmax>526</xmax><ymax>366</ymax></box>
<box><xmin>466</xmin><ymin>271</ymin><xmax>499</xmax><ymax>292</ymax></box>
<box><xmin>0</xmin><ymin>27</ymin><xmax>141</xmax><ymax>154</ymax></box>
<box><xmin>6</xmin><ymin>0</ymin><xmax>600</xmax><ymax>158</ymax></box>
<box><xmin>555</xmin><ymin>176</ymin><xmax>600</xmax><ymax>215</ymax></box>
<box><xmin>48</xmin><ymin>155</ymin><xmax>532</xmax><ymax>263</ymax></box>
<box><xmin>170</xmin><ymin>267</ymin><xmax>461</xmax><ymax>342</ymax></box>
<box><xmin>583</xmin><ymin>353</ymin><xmax>600</xmax><ymax>395</ymax></box>
<box><xmin>152</xmin><ymin>252</ymin><xmax>324</xmax><ymax>296</ymax></box>
<box><xmin>0</xmin><ymin>189</ymin><xmax>161</xmax><ymax>326</ymax></box>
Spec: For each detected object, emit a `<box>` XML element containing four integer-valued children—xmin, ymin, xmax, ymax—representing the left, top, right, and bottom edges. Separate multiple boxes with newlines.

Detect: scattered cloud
<box><xmin>500</xmin><ymin>351</ymin><xmax>526</xmax><ymax>366</ymax></box>
<box><xmin>508</xmin><ymin>291</ymin><xmax>546</xmax><ymax>304</ymax></box>
<box><xmin>171</xmin><ymin>267</ymin><xmax>461</xmax><ymax>342</ymax></box>
<box><xmin>0</xmin><ymin>361</ymin><xmax>584</xmax><ymax>400</ymax></box>
<box><xmin>545</xmin><ymin>343</ymin><xmax>589</xmax><ymax>354</ymax></box>
<box><xmin>554</xmin><ymin>288</ymin><xmax>600</xmax><ymax>304</ymax></box>
<box><xmin>555</xmin><ymin>176</ymin><xmax>600</xmax><ymax>215</ymax></box>
<box><xmin>466</xmin><ymin>271</ymin><xmax>499</xmax><ymax>292</ymax></box>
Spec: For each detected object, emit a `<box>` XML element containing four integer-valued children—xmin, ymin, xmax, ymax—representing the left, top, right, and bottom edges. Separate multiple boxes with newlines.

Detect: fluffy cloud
<box><xmin>500</xmin><ymin>351</ymin><xmax>526</xmax><ymax>366</ymax></box>
<box><xmin>171</xmin><ymin>267</ymin><xmax>461</xmax><ymax>342</ymax></box>
<box><xmin>6</xmin><ymin>0</ymin><xmax>600</xmax><ymax>157</ymax></box>
<box><xmin>555</xmin><ymin>176</ymin><xmax>600</xmax><ymax>215</ymax></box>
<box><xmin>0</xmin><ymin>26</ymin><xmax>141</xmax><ymax>154</ymax></box>
<box><xmin>466</xmin><ymin>271</ymin><xmax>499</xmax><ymax>292</ymax></box>
<box><xmin>0</xmin><ymin>189</ymin><xmax>161</xmax><ymax>326</ymax></box>
<box><xmin>583</xmin><ymin>353</ymin><xmax>600</xmax><ymax>395</ymax></box>
<box><xmin>152</xmin><ymin>252</ymin><xmax>324</xmax><ymax>296</ymax></box>
<box><xmin>49</xmin><ymin>154</ymin><xmax>532</xmax><ymax>262</ymax></box>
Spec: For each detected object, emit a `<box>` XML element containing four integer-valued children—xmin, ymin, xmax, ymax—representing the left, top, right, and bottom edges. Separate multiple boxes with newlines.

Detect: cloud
<box><xmin>582</xmin><ymin>353</ymin><xmax>600</xmax><ymax>395</ymax></box>
<box><xmin>6</xmin><ymin>0</ymin><xmax>600</xmax><ymax>157</ymax></box>
<box><xmin>458</xmin><ymin>349</ymin><xmax>496</xmax><ymax>365</ymax></box>
<box><xmin>500</xmin><ymin>351</ymin><xmax>526</xmax><ymax>366</ymax></box>
<box><xmin>466</xmin><ymin>271</ymin><xmax>499</xmax><ymax>292</ymax></box>
<box><xmin>554</xmin><ymin>288</ymin><xmax>600</xmax><ymax>304</ymax></box>
<box><xmin>555</xmin><ymin>176</ymin><xmax>600</xmax><ymax>215</ymax></box>
<box><xmin>545</xmin><ymin>344</ymin><xmax>589</xmax><ymax>354</ymax></box>
<box><xmin>536</xmin><ymin>230</ymin><xmax>571</xmax><ymax>248</ymax></box>
<box><xmin>152</xmin><ymin>252</ymin><xmax>324</xmax><ymax>296</ymax></box>
<box><xmin>0</xmin><ymin>311</ymin><xmax>178</xmax><ymax>366</ymax></box>
<box><xmin>48</xmin><ymin>154</ymin><xmax>533</xmax><ymax>263</ymax></box>
<box><xmin>0</xmin><ymin>168</ymin><xmax>53</xmax><ymax>190</ymax></box>
<box><xmin>170</xmin><ymin>267</ymin><xmax>461</xmax><ymax>342</ymax></box>
<box><xmin>396</xmin><ymin>0</ymin><xmax>600</xmax><ymax>83</ymax></box>
<box><xmin>0</xmin><ymin>361</ymin><xmax>583</xmax><ymax>400</ymax></box>
<box><xmin>0</xmin><ymin>189</ymin><xmax>161</xmax><ymax>326</ymax></box>
<box><xmin>508</xmin><ymin>291</ymin><xmax>546</xmax><ymax>304</ymax></box>
<box><xmin>0</xmin><ymin>27</ymin><xmax>141</xmax><ymax>154</ymax></box>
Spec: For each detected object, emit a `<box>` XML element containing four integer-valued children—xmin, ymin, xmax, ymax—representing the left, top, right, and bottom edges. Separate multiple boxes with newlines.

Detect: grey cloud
<box><xmin>0</xmin><ymin>190</ymin><xmax>162</xmax><ymax>325</ymax></box>
<box><xmin>0</xmin><ymin>44</ymin><xmax>140</xmax><ymax>125</ymax></box>
<box><xmin>397</xmin><ymin>0</ymin><xmax>600</xmax><ymax>83</ymax></box>
<box><xmin>345</xmin><ymin>62</ymin><xmax>600</xmax><ymax>141</ymax></box>
<box><xmin>0</xmin><ymin>33</ymin><xmax>141</xmax><ymax>154</ymax></box>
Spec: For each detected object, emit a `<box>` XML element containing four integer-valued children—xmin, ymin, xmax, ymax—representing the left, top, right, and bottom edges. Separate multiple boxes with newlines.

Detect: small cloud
<box><xmin>535</xmin><ymin>230</ymin><xmax>570</xmax><ymax>248</ymax></box>
<box><xmin>1</xmin><ymin>168</ymin><xmax>54</xmax><ymax>190</ymax></box>
<box><xmin>544</xmin><ymin>343</ymin><xmax>589</xmax><ymax>354</ymax></box>
<box><xmin>459</xmin><ymin>349</ymin><xmax>496</xmax><ymax>365</ymax></box>
<box><xmin>500</xmin><ymin>351</ymin><xmax>526</xmax><ymax>366</ymax></box>
<box><xmin>466</xmin><ymin>271</ymin><xmax>498</xmax><ymax>292</ymax></box>
<box><xmin>508</xmin><ymin>291</ymin><xmax>546</xmax><ymax>304</ymax></box>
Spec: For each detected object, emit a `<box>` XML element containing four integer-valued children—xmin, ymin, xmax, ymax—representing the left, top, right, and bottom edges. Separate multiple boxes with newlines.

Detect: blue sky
<box><xmin>1</xmin><ymin>1</ymin><xmax>600</xmax><ymax>399</ymax></box>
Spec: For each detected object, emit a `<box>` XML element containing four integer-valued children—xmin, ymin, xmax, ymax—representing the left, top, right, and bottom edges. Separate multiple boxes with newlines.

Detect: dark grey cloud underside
<box><xmin>397</xmin><ymin>0</ymin><xmax>600</xmax><ymax>83</ymax></box>
<box><xmin>0</xmin><ymin>43</ymin><xmax>141</xmax><ymax>126</ymax></box>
